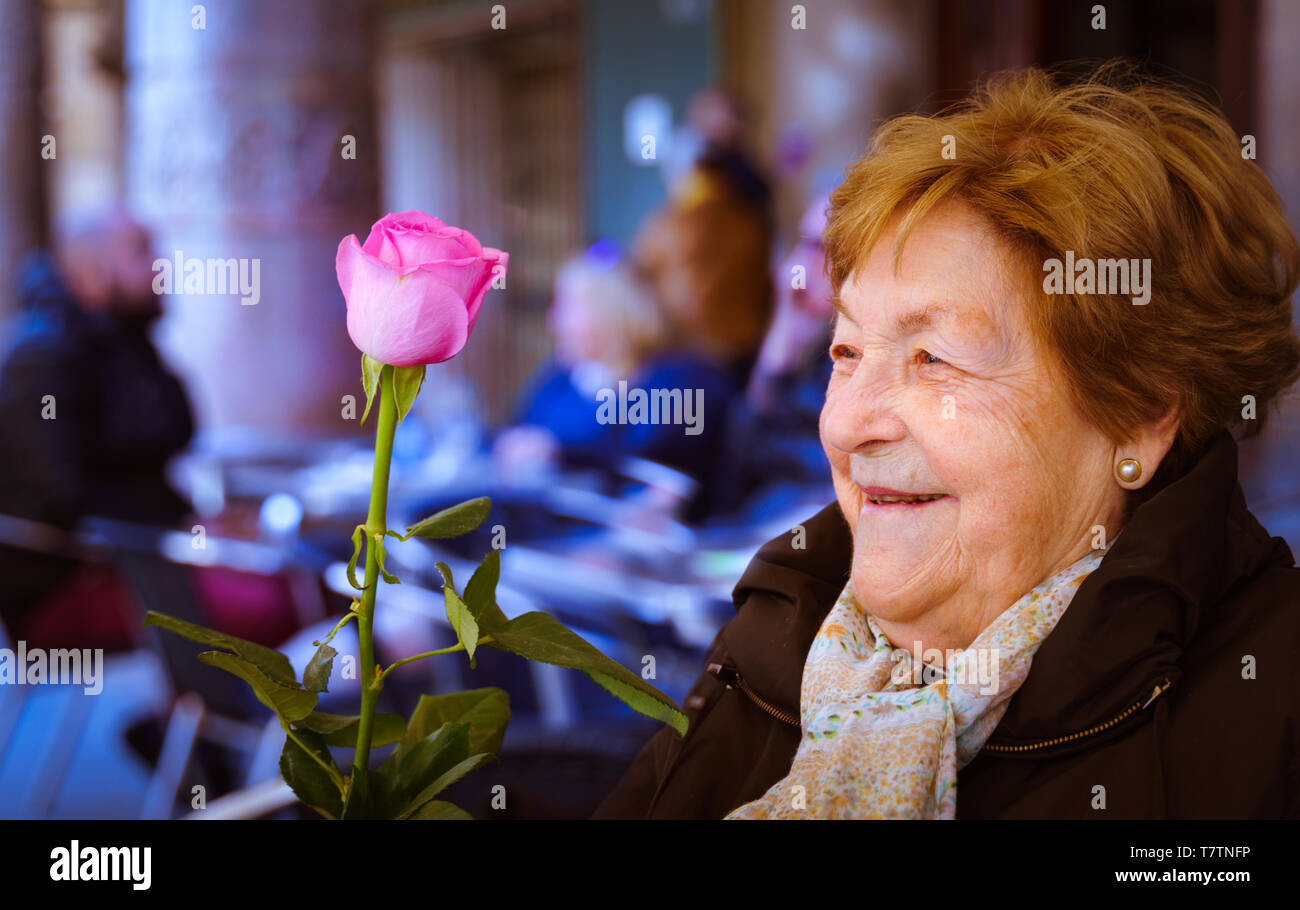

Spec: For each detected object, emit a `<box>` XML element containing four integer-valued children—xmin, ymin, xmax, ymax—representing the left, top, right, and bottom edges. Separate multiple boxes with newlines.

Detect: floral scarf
<box><xmin>725</xmin><ymin>549</ymin><xmax>1105</xmax><ymax>819</ymax></box>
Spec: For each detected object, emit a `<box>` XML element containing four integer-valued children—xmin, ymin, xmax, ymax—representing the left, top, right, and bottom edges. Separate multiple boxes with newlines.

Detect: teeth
<box><xmin>868</xmin><ymin>494</ymin><xmax>944</xmax><ymax>504</ymax></box>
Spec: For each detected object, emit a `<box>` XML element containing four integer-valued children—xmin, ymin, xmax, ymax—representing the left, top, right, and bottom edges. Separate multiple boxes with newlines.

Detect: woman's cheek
<box><xmin>937</xmin><ymin>380</ymin><xmax>1025</xmax><ymax>448</ymax></box>
<box><xmin>915</xmin><ymin>387</ymin><xmax>1013</xmax><ymax>496</ymax></box>
<box><xmin>906</xmin><ymin>384</ymin><xmax>963</xmax><ymax>447</ymax></box>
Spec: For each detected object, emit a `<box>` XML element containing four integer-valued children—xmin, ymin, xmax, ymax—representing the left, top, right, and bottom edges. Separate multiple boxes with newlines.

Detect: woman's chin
<box><xmin>852</xmin><ymin>512</ymin><xmax>953</xmax><ymax>561</ymax></box>
<box><xmin>851</xmin><ymin>549</ymin><xmax>950</xmax><ymax>615</ymax></box>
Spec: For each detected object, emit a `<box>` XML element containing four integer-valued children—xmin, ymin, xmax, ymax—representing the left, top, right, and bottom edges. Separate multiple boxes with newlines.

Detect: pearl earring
<box><xmin>1116</xmin><ymin>458</ymin><xmax>1142</xmax><ymax>483</ymax></box>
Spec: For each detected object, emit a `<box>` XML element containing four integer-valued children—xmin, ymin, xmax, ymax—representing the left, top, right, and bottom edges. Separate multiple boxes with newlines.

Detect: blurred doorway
<box><xmin>377</xmin><ymin>0</ymin><xmax>583</xmax><ymax>424</ymax></box>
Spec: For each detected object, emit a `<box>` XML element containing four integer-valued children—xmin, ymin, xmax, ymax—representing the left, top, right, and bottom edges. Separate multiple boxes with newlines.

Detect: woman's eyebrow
<box><xmin>830</xmin><ymin>296</ymin><xmax>855</xmax><ymax>324</ymax></box>
<box><xmin>892</xmin><ymin>303</ymin><xmax>958</xmax><ymax>335</ymax></box>
<box><xmin>833</xmin><ymin>298</ymin><xmax>997</xmax><ymax>344</ymax></box>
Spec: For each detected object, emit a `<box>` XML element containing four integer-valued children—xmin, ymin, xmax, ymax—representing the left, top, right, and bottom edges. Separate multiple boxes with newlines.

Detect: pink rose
<box><xmin>336</xmin><ymin>211</ymin><xmax>508</xmax><ymax>366</ymax></box>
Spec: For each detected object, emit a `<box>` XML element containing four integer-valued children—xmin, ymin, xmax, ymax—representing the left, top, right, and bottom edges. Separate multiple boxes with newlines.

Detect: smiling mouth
<box><xmin>859</xmin><ymin>487</ymin><xmax>950</xmax><ymax>506</ymax></box>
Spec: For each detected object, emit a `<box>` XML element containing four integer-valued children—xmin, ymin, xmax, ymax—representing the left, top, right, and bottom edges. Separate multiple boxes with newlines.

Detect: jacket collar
<box><xmin>724</xmin><ymin>501</ymin><xmax>851</xmax><ymax>712</ymax></box>
<box><xmin>989</xmin><ymin>429</ymin><xmax>1291</xmax><ymax>746</ymax></box>
<box><xmin>724</xmin><ymin>430</ymin><xmax>1293</xmax><ymax>742</ymax></box>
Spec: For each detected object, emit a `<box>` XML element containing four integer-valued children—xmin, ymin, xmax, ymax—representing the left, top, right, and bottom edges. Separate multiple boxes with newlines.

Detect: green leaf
<box><xmin>482</xmin><ymin>612</ymin><xmax>687</xmax><ymax>736</ymax></box>
<box><xmin>303</xmin><ymin>643</ymin><xmax>336</xmax><ymax>693</ymax></box>
<box><xmin>346</xmin><ymin>525</ymin><xmax>365</xmax><ymax>591</ymax></box>
<box><xmin>376</xmin><ymin>740</ymin><xmax>405</xmax><ymax>811</ymax></box>
<box><xmin>280</xmin><ymin>729</ymin><xmax>342</xmax><ymax>819</ymax></box>
<box><xmin>398</xmin><ymin>752</ymin><xmax>493</xmax><ymax>818</ymax></box>
<box><xmin>434</xmin><ymin>562</ymin><xmax>478</xmax><ymax>666</ymax></box>
<box><xmin>402</xmin><ymin>497</ymin><xmax>492</xmax><ymax>541</ymax></box>
<box><xmin>397</xmin><ymin>722</ymin><xmax>470</xmax><ymax>804</ymax></box>
<box><xmin>463</xmin><ymin>550</ymin><xmax>508</xmax><ymax>632</ymax></box>
<box><xmin>373</xmin><ymin>533</ymin><xmax>400</xmax><ymax>585</ymax></box>
<box><xmin>434</xmin><ymin>561</ymin><xmax>454</xmax><ymax>590</ymax></box>
<box><xmin>586</xmin><ymin>669</ymin><xmax>688</xmax><ymax>736</ymax></box>
<box><xmin>391</xmin><ymin>363</ymin><xmax>426</xmax><ymax>427</ymax></box>
<box><xmin>348</xmin><ymin>760</ymin><xmax>407</xmax><ymax>820</ymax></box>
<box><xmin>444</xmin><ymin>587</ymin><xmax>479</xmax><ymax>667</ymax></box>
<box><xmin>407</xmin><ymin>799</ymin><xmax>473</xmax><ymax>820</ymax></box>
<box><xmin>143</xmin><ymin>611</ymin><xmax>299</xmax><ymax>689</ymax></box>
<box><xmin>360</xmin><ymin>354</ymin><xmax>382</xmax><ymax>426</ymax></box>
<box><xmin>297</xmin><ymin>711</ymin><xmax>406</xmax><ymax>748</ymax></box>
<box><xmin>402</xmin><ymin>688</ymin><xmax>510</xmax><ymax>760</ymax></box>
<box><xmin>198</xmin><ymin>650</ymin><xmax>317</xmax><ymax>722</ymax></box>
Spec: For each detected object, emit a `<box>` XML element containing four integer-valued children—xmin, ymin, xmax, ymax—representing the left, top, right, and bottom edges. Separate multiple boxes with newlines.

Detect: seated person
<box><xmin>631</xmin><ymin>87</ymin><xmax>775</xmax><ymax>384</ymax></box>
<box><xmin>0</xmin><ymin>208</ymin><xmax>194</xmax><ymax>648</ymax></box>
<box><xmin>0</xmin><ymin>210</ymin><xmax>296</xmax><ymax>653</ymax></box>
<box><xmin>714</xmin><ymin>192</ymin><xmax>837</xmax><ymax>515</ymax></box>
<box><xmin>494</xmin><ymin>244</ymin><xmax>739</xmax><ymax>521</ymax></box>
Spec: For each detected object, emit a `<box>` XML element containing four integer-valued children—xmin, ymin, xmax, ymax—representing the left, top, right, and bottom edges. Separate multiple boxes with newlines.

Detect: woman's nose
<box><xmin>820</xmin><ymin>365</ymin><xmax>907</xmax><ymax>455</ymax></box>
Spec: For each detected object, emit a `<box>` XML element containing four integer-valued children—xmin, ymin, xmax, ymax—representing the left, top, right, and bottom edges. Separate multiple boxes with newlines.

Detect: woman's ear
<box><xmin>1115</xmin><ymin>398</ymin><xmax>1181</xmax><ymax>489</ymax></box>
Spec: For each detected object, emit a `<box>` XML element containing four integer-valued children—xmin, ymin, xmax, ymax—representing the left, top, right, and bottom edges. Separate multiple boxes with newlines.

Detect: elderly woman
<box><xmin>593</xmin><ymin>65</ymin><xmax>1300</xmax><ymax>819</ymax></box>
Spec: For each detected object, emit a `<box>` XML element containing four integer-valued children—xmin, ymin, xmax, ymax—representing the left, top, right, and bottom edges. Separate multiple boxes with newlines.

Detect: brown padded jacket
<box><xmin>593</xmin><ymin>430</ymin><xmax>1300</xmax><ymax>819</ymax></box>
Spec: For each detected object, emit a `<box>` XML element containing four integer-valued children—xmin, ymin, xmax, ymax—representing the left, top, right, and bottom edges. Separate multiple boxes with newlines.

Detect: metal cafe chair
<box><xmin>77</xmin><ymin>515</ymin><xmax>335</xmax><ymax>818</ymax></box>
<box><xmin>0</xmin><ymin>513</ymin><xmax>167</xmax><ymax>818</ymax></box>
<box><xmin>0</xmin><ymin>510</ymin><xmax>324</xmax><ymax>818</ymax></box>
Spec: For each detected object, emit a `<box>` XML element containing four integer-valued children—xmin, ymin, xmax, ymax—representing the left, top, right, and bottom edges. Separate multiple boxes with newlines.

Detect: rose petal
<box><xmin>336</xmin><ymin>233</ymin><xmax>363</xmax><ymax>305</ymax></box>
<box><xmin>359</xmin><ymin>276</ymin><xmax>470</xmax><ymax>366</ymax></box>
<box><xmin>392</xmin><ymin>226</ymin><xmax>480</xmax><ymax>269</ymax></box>
<box><xmin>415</xmin><ymin>257</ymin><xmax>489</xmax><ymax>305</ymax></box>
<box><xmin>359</xmin><ymin>220</ymin><xmax>405</xmax><ymax>266</ymax></box>
<box><xmin>465</xmin><ymin>248</ymin><xmax>507</xmax><ymax>332</ymax></box>
<box><xmin>381</xmin><ymin>210</ymin><xmax>447</xmax><ymax>234</ymax></box>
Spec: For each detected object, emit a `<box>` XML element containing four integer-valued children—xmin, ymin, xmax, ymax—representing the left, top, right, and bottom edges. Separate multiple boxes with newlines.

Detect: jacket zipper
<box><xmin>708</xmin><ymin>662</ymin><xmax>800</xmax><ymax>727</ymax></box>
<box><xmin>982</xmin><ymin>677</ymin><xmax>1173</xmax><ymax>754</ymax></box>
<box><xmin>709</xmin><ymin>662</ymin><xmax>1174</xmax><ymax>752</ymax></box>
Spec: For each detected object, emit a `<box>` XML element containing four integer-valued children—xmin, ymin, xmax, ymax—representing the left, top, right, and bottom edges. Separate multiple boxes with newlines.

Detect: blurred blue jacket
<box><xmin>510</xmin><ymin>352</ymin><xmax>739</xmax><ymax>516</ymax></box>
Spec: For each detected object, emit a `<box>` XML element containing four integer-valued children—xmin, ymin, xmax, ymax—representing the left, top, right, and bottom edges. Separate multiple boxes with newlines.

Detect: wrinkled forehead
<box><xmin>832</xmin><ymin>211</ymin><xmax>1029</xmax><ymax>342</ymax></box>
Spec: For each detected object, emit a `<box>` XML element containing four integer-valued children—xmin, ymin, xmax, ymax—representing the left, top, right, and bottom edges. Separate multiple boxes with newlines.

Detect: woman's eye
<box><xmin>831</xmin><ymin>344</ymin><xmax>859</xmax><ymax>363</ymax></box>
<box><xmin>919</xmin><ymin>350</ymin><xmax>944</xmax><ymax>366</ymax></box>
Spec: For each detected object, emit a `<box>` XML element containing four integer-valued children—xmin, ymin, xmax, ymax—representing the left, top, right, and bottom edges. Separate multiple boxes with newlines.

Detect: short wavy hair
<box><xmin>824</xmin><ymin>63</ymin><xmax>1300</xmax><ymax>480</ymax></box>
<box><xmin>555</xmin><ymin>250</ymin><xmax>671</xmax><ymax>372</ymax></box>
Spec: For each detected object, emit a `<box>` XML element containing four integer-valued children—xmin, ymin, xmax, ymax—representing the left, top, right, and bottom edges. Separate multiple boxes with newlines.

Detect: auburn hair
<box><xmin>824</xmin><ymin>62</ymin><xmax>1300</xmax><ymax>480</ymax></box>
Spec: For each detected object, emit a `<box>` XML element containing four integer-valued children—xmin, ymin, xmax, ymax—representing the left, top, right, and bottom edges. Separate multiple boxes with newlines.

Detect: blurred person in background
<box><xmin>747</xmin><ymin>189</ymin><xmax>835</xmax><ymax>414</ymax></box>
<box><xmin>714</xmin><ymin>190</ymin><xmax>837</xmax><ymax>514</ymax></box>
<box><xmin>0</xmin><ymin>207</ymin><xmax>194</xmax><ymax>649</ymax></box>
<box><xmin>493</xmin><ymin>243</ymin><xmax>739</xmax><ymax>521</ymax></box>
<box><xmin>632</xmin><ymin>86</ymin><xmax>775</xmax><ymax>382</ymax></box>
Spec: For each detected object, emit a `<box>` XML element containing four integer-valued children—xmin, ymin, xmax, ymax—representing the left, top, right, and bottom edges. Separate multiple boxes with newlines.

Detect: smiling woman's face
<box><xmin>821</xmin><ymin>201</ymin><xmax>1128</xmax><ymax>652</ymax></box>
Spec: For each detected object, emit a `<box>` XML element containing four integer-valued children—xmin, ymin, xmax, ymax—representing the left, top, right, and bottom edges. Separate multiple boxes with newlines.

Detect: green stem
<box><xmin>375</xmin><ymin>642</ymin><xmax>464</xmax><ymax>687</ymax></box>
<box><xmin>372</xmin><ymin>630</ymin><xmax>498</xmax><ymax>689</ymax></box>
<box><xmin>352</xmin><ymin>365</ymin><xmax>399</xmax><ymax>784</ymax></box>
<box><xmin>318</xmin><ymin>607</ymin><xmax>358</xmax><ymax>649</ymax></box>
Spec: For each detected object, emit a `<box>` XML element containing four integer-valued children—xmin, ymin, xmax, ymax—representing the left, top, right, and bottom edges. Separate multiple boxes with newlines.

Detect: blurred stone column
<box><xmin>0</xmin><ymin>0</ymin><xmax>46</xmax><ymax>327</ymax></box>
<box><xmin>1260</xmin><ymin>0</ymin><xmax>1300</xmax><ymax>224</ymax></box>
<box><xmin>124</xmin><ymin>0</ymin><xmax>378</xmax><ymax>439</ymax></box>
<box><xmin>1239</xmin><ymin>0</ymin><xmax>1300</xmax><ymax>553</ymax></box>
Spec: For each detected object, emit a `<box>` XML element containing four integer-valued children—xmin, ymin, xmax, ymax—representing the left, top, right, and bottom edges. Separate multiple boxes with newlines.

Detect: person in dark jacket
<box><xmin>714</xmin><ymin>191</ymin><xmax>837</xmax><ymax>514</ymax></box>
<box><xmin>631</xmin><ymin>87</ymin><xmax>775</xmax><ymax>382</ymax></box>
<box><xmin>0</xmin><ymin>209</ymin><xmax>194</xmax><ymax>643</ymax></box>
<box><xmin>594</xmin><ymin>65</ymin><xmax>1300</xmax><ymax>819</ymax></box>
